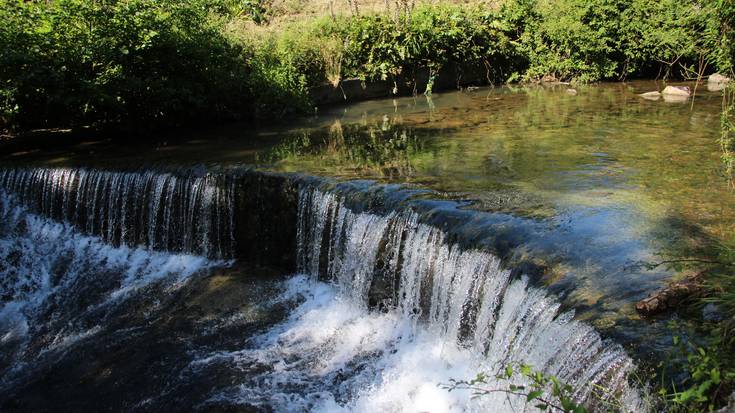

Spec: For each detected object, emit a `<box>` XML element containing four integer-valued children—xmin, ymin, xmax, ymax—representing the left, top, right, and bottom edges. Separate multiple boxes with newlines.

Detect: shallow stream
<box><xmin>0</xmin><ymin>81</ymin><xmax>729</xmax><ymax>412</ymax></box>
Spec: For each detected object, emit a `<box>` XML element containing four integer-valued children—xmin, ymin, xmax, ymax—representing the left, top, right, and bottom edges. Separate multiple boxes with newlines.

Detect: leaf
<box><xmin>526</xmin><ymin>390</ymin><xmax>543</xmax><ymax>402</ymax></box>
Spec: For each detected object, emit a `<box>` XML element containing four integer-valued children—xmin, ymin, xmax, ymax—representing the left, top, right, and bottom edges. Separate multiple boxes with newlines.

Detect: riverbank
<box><xmin>2</xmin><ymin>0</ymin><xmax>733</xmax><ymax>134</ymax></box>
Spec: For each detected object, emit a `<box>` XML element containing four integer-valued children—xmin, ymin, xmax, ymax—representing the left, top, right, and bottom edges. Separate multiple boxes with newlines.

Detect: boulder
<box><xmin>708</xmin><ymin>73</ymin><xmax>731</xmax><ymax>92</ymax></box>
<box><xmin>565</xmin><ymin>88</ymin><xmax>577</xmax><ymax>95</ymax></box>
<box><xmin>709</xmin><ymin>73</ymin><xmax>731</xmax><ymax>84</ymax></box>
<box><xmin>639</xmin><ymin>91</ymin><xmax>661</xmax><ymax>100</ymax></box>
<box><xmin>662</xmin><ymin>85</ymin><xmax>691</xmax><ymax>97</ymax></box>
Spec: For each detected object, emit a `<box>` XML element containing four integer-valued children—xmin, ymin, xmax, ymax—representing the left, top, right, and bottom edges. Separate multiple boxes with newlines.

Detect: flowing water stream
<box><xmin>1</xmin><ymin>81</ymin><xmax>728</xmax><ymax>412</ymax></box>
<box><xmin>0</xmin><ymin>165</ymin><xmax>643</xmax><ymax>412</ymax></box>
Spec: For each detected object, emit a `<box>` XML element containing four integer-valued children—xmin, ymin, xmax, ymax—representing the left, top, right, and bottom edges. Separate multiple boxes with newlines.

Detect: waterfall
<box><xmin>291</xmin><ymin>186</ymin><xmax>641</xmax><ymax>411</ymax></box>
<box><xmin>0</xmin><ymin>188</ymin><xmax>218</xmax><ymax>389</ymax></box>
<box><xmin>0</xmin><ymin>167</ymin><xmax>235</xmax><ymax>259</ymax></box>
<box><xmin>0</xmin><ymin>165</ymin><xmax>644</xmax><ymax>411</ymax></box>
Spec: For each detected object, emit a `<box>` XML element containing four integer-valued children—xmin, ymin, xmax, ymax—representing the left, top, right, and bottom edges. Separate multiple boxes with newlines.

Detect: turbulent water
<box><xmin>0</xmin><ymin>166</ymin><xmax>642</xmax><ymax>412</ymax></box>
<box><xmin>0</xmin><ymin>188</ymin><xmax>219</xmax><ymax>390</ymax></box>
<box><xmin>193</xmin><ymin>187</ymin><xmax>642</xmax><ymax>412</ymax></box>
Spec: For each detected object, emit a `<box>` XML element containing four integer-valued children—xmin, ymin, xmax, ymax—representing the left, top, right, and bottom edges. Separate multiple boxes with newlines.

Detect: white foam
<box><xmin>197</xmin><ymin>275</ymin><xmax>549</xmax><ymax>412</ymax></box>
<box><xmin>196</xmin><ymin>187</ymin><xmax>643</xmax><ymax>412</ymax></box>
<box><xmin>0</xmin><ymin>189</ymin><xmax>219</xmax><ymax>355</ymax></box>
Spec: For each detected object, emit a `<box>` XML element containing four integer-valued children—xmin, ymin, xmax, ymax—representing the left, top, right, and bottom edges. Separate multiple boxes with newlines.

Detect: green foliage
<box><xmin>0</xmin><ymin>0</ymin><xmax>307</xmax><ymax>131</ymax></box>
<box><xmin>444</xmin><ymin>363</ymin><xmax>597</xmax><ymax>413</ymax></box>
<box><xmin>203</xmin><ymin>0</ymin><xmax>270</xmax><ymax>24</ymax></box>
<box><xmin>274</xmin><ymin>6</ymin><xmax>517</xmax><ymax>85</ymax></box>
<box><xmin>706</xmin><ymin>0</ymin><xmax>735</xmax><ymax>75</ymax></box>
<box><xmin>246</xmin><ymin>38</ymin><xmax>311</xmax><ymax>119</ymax></box>
<box><xmin>500</xmin><ymin>0</ymin><xmax>730</xmax><ymax>82</ymax></box>
<box><xmin>657</xmin><ymin>322</ymin><xmax>735</xmax><ymax>412</ymax></box>
<box><xmin>267</xmin><ymin>0</ymin><xmax>733</xmax><ymax>86</ymax></box>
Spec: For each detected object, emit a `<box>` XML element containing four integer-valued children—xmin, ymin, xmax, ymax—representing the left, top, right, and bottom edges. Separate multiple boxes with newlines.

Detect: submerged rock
<box><xmin>661</xmin><ymin>85</ymin><xmax>691</xmax><ymax>97</ymax></box>
<box><xmin>639</xmin><ymin>91</ymin><xmax>661</xmax><ymax>100</ymax></box>
<box><xmin>703</xmin><ymin>302</ymin><xmax>724</xmax><ymax>322</ymax></box>
<box><xmin>662</xmin><ymin>86</ymin><xmax>690</xmax><ymax>103</ymax></box>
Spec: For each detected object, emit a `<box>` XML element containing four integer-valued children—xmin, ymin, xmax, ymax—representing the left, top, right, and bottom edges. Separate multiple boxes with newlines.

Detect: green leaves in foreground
<box><xmin>443</xmin><ymin>363</ymin><xmax>591</xmax><ymax>413</ymax></box>
<box><xmin>659</xmin><ymin>321</ymin><xmax>735</xmax><ymax>412</ymax></box>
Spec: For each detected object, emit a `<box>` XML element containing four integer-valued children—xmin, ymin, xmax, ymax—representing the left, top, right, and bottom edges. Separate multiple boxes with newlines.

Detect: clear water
<box><xmin>0</xmin><ymin>80</ymin><xmax>728</xmax><ymax>411</ymax></box>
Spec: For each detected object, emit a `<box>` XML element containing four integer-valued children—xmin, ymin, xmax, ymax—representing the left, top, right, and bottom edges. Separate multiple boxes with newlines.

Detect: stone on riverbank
<box><xmin>708</xmin><ymin>73</ymin><xmax>731</xmax><ymax>91</ymax></box>
<box><xmin>709</xmin><ymin>73</ymin><xmax>731</xmax><ymax>84</ymax></box>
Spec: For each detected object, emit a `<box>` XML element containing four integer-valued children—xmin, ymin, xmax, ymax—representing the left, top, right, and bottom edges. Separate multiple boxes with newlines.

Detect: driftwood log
<box><xmin>635</xmin><ymin>273</ymin><xmax>704</xmax><ymax>316</ymax></box>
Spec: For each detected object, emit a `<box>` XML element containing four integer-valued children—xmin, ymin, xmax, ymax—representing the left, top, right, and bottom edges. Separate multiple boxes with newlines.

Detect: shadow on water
<box><xmin>0</xmin><ymin>264</ymin><xmax>288</xmax><ymax>412</ymax></box>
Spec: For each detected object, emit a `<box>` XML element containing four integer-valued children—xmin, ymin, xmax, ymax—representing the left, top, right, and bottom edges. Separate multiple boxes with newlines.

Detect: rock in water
<box><xmin>635</xmin><ymin>273</ymin><xmax>703</xmax><ymax>316</ymax></box>
<box><xmin>703</xmin><ymin>303</ymin><xmax>724</xmax><ymax>322</ymax></box>
<box><xmin>708</xmin><ymin>73</ymin><xmax>731</xmax><ymax>92</ymax></box>
<box><xmin>661</xmin><ymin>85</ymin><xmax>691</xmax><ymax>97</ymax></box>
<box><xmin>639</xmin><ymin>91</ymin><xmax>661</xmax><ymax>100</ymax></box>
<box><xmin>709</xmin><ymin>73</ymin><xmax>731</xmax><ymax>84</ymax></box>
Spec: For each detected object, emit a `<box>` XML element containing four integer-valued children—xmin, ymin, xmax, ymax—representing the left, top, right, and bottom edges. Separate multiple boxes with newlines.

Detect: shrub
<box><xmin>279</xmin><ymin>6</ymin><xmax>519</xmax><ymax>86</ymax></box>
<box><xmin>0</xmin><ymin>0</ymin><xmax>307</xmax><ymax>131</ymax></box>
<box><xmin>499</xmin><ymin>0</ymin><xmax>728</xmax><ymax>82</ymax></box>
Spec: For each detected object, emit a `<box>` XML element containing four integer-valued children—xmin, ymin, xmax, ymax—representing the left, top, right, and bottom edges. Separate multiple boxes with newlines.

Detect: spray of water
<box><xmin>195</xmin><ymin>186</ymin><xmax>643</xmax><ymax>412</ymax></box>
<box><xmin>0</xmin><ymin>188</ymin><xmax>220</xmax><ymax>389</ymax></box>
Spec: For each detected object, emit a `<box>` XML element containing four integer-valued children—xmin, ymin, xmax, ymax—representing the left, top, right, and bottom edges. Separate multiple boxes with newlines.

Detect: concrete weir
<box><xmin>0</xmin><ymin>164</ymin><xmax>646</xmax><ymax>411</ymax></box>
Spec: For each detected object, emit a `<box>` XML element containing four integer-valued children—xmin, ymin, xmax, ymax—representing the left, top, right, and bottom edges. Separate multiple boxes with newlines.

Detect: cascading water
<box><xmin>0</xmin><ymin>165</ymin><xmax>643</xmax><ymax>412</ymax></box>
<box><xmin>0</xmin><ymin>187</ymin><xmax>220</xmax><ymax>390</ymax></box>
<box><xmin>194</xmin><ymin>186</ymin><xmax>643</xmax><ymax>412</ymax></box>
<box><xmin>0</xmin><ymin>167</ymin><xmax>235</xmax><ymax>259</ymax></box>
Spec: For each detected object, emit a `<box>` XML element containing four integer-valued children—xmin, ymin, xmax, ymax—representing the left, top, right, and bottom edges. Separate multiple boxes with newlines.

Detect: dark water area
<box><xmin>0</xmin><ymin>80</ymin><xmax>729</xmax><ymax>412</ymax></box>
<box><xmin>2</xmin><ymin>264</ymin><xmax>288</xmax><ymax>412</ymax></box>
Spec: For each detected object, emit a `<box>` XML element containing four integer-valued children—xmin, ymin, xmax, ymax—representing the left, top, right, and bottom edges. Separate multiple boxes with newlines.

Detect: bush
<box><xmin>499</xmin><ymin>0</ymin><xmax>727</xmax><ymax>82</ymax></box>
<box><xmin>0</xmin><ymin>0</ymin><xmax>306</xmax><ymax>131</ymax></box>
<box><xmin>246</xmin><ymin>38</ymin><xmax>311</xmax><ymax>119</ymax></box>
<box><xmin>321</xmin><ymin>6</ymin><xmax>516</xmax><ymax>83</ymax></box>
